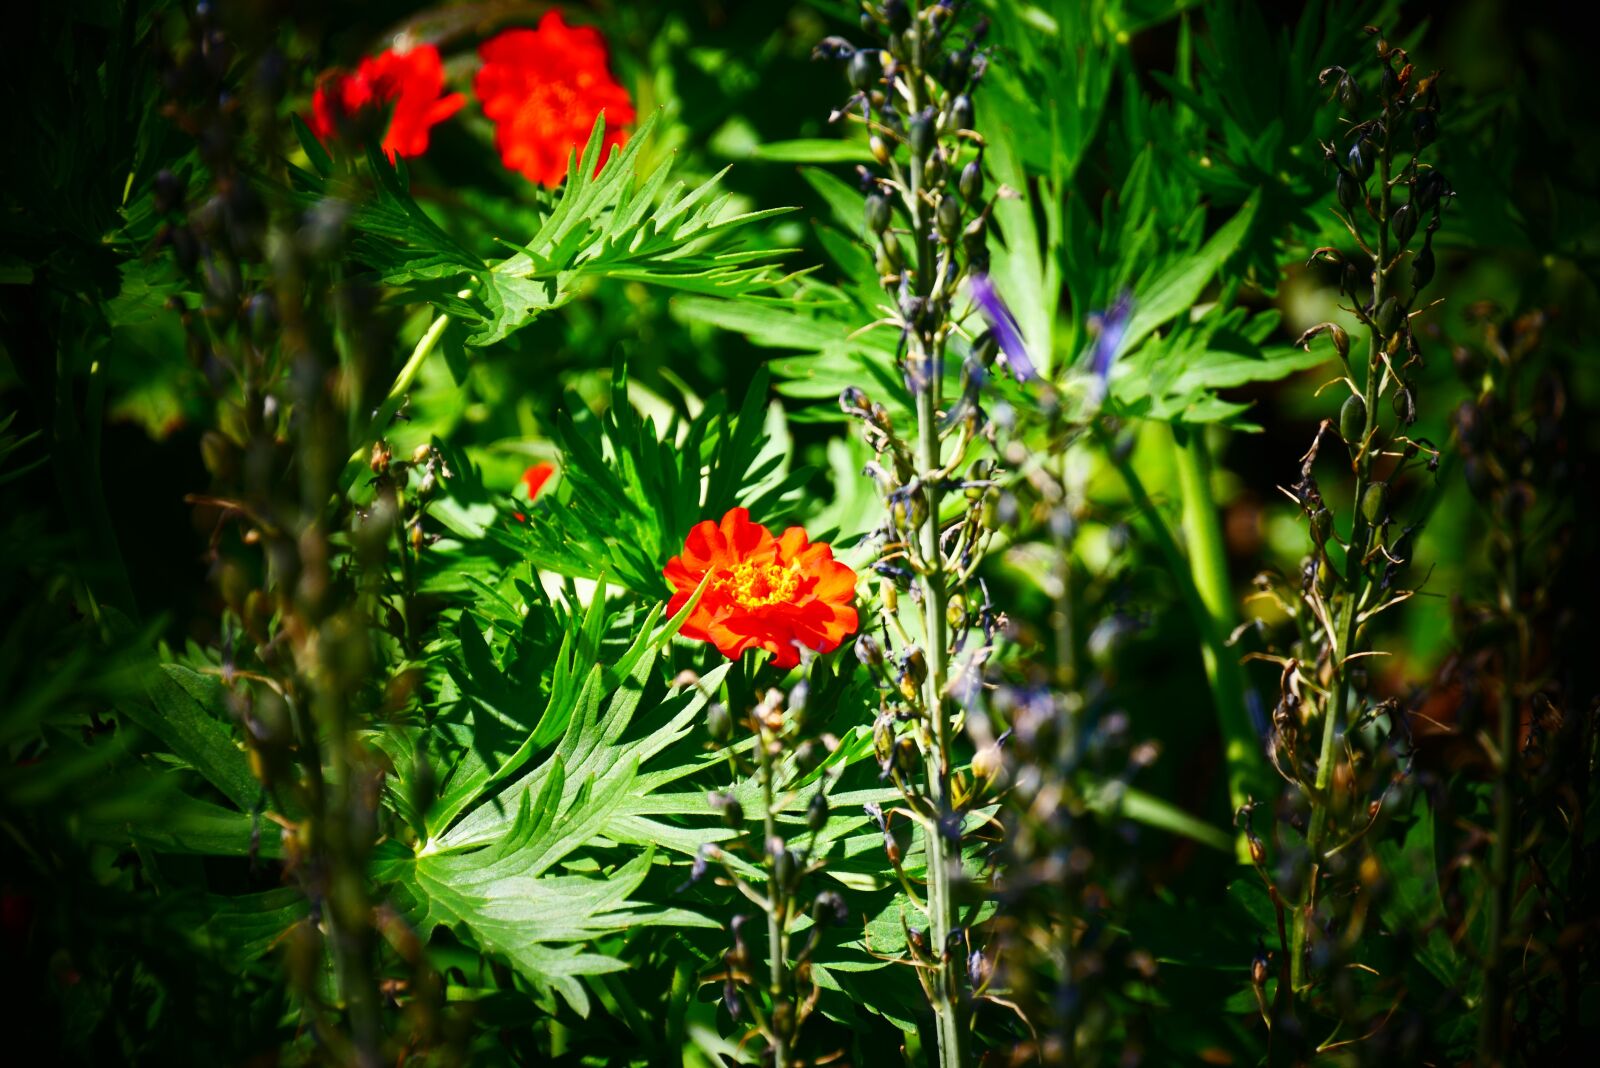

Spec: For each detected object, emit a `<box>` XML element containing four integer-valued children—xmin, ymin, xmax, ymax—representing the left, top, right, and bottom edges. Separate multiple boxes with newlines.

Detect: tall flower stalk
<box><xmin>1272</xmin><ymin>26</ymin><xmax>1448</xmax><ymax>1018</ymax></box>
<box><xmin>818</xmin><ymin>3</ymin><xmax>1005</xmax><ymax>1063</ymax></box>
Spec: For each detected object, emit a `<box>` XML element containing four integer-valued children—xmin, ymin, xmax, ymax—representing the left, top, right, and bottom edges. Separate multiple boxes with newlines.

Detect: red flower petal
<box><xmin>473</xmin><ymin>12</ymin><xmax>635</xmax><ymax>187</ymax></box>
<box><xmin>309</xmin><ymin>43</ymin><xmax>462</xmax><ymax>161</ymax></box>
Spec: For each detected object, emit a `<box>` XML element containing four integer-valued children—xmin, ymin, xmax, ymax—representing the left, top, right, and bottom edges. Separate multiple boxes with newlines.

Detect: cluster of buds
<box><xmin>816</xmin><ymin>6</ymin><xmax>1011</xmax><ymax>1064</ymax></box>
<box><xmin>691</xmin><ymin>668</ymin><xmax>850</xmax><ymax>1066</ymax></box>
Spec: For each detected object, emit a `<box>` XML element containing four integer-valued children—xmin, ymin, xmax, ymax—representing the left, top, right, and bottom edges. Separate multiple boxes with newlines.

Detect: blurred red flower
<box><xmin>310</xmin><ymin>44</ymin><xmax>464</xmax><ymax>161</ymax></box>
<box><xmin>522</xmin><ymin>461</ymin><xmax>557</xmax><ymax>499</ymax></box>
<box><xmin>512</xmin><ymin>461</ymin><xmax>557</xmax><ymax>522</ymax></box>
<box><xmin>474</xmin><ymin>12</ymin><xmax>635</xmax><ymax>187</ymax></box>
<box><xmin>664</xmin><ymin>508</ymin><xmax>859</xmax><ymax>670</ymax></box>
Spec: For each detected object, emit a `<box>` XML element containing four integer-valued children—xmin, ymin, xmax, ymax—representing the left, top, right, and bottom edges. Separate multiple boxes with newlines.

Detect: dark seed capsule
<box><xmin>951</xmin><ymin>94</ymin><xmax>975</xmax><ymax>132</ymax></box>
<box><xmin>1311</xmin><ymin>508</ymin><xmax>1333</xmax><ymax>545</ymax></box>
<box><xmin>1393</xmin><ymin>384</ymin><xmax>1416</xmax><ymax>424</ymax></box>
<box><xmin>1412</xmin><ymin>109</ymin><xmax>1437</xmax><ymax>148</ymax></box>
<box><xmin>1411</xmin><ymin>239</ymin><xmax>1435</xmax><ymax>292</ymax></box>
<box><xmin>1374</xmin><ymin>296</ymin><xmax>1402</xmax><ymax>337</ymax></box>
<box><xmin>1340</xmin><ymin>393</ymin><xmax>1368</xmax><ymax>444</ymax></box>
<box><xmin>848</xmin><ymin>50</ymin><xmax>878</xmax><ymax>91</ymax></box>
<box><xmin>959</xmin><ymin>159</ymin><xmax>984</xmax><ymax>203</ymax></box>
<box><xmin>1346</xmin><ymin>139</ymin><xmax>1373</xmax><ymax>181</ymax></box>
<box><xmin>908</xmin><ymin>109</ymin><xmax>937</xmax><ymax>156</ymax></box>
<box><xmin>153</xmin><ymin>169</ymin><xmax>184</xmax><ymax>214</ymax></box>
<box><xmin>1336</xmin><ymin>170</ymin><xmax>1360</xmax><ymax>211</ymax></box>
<box><xmin>722</xmin><ymin>798</ymin><xmax>744</xmax><ymax>829</ymax></box>
<box><xmin>1361</xmin><ymin>482</ymin><xmax>1388</xmax><ymax>524</ymax></box>
<box><xmin>1414</xmin><ymin>170</ymin><xmax>1448</xmax><ymax>212</ymax></box>
<box><xmin>1390</xmin><ymin>202</ymin><xmax>1417</xmax><ymax>247</ymax></box>
<box><xmin>865</xmin><ymin>191</ymin><xmax>892</xmax><ymax>234</ymax></box>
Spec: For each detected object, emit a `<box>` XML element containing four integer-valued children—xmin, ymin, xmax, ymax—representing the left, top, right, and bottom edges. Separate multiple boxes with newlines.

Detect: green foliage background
<box><xmin>1</xmin><ymin>0</ymin><xmax>1595</xmax><ymax>1064</ymax></box>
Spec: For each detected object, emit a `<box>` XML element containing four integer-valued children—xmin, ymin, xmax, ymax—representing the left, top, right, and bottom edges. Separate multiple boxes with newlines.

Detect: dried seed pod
<box><xmin>1337</xmin><ymin>73</ymin><xmax>1362</xmax><ymax>113</ymax></box>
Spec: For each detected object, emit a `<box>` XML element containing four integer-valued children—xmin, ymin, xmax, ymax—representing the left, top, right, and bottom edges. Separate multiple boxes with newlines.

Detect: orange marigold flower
<box><xmin>474</xmin><ymin>12</ymin><xmax>636</xmax><ymax>187</ymax></box>
<box><xmin>664</xmin><ymin>508</ymin><xmax>859</xmax><ymax>670</ymax></box>
<box><xmin>310</xmin><ymin>44</ymin><xmax>465</xmax><ymax>161</ymax></box>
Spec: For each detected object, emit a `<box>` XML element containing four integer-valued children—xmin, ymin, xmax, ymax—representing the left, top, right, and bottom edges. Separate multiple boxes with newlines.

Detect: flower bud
<box><xmin>707</xmin><ymin>702</ymin><xmax>733</xmax><ymax>742</ymax></box>
<box><xmin>870</xmin><ymin>135</ymin><xmax>891</xmax><ymax>167</ymax></box>
<box><xmin>937</xmin><ymin>195</ymin><xmax>962</xmax><ymax>241</ymax></box>
<box><xmin>864</xmin><ymin>191</ymin><xmax>892</xmax><ymax>235</ymax></box>
<box><xmin>959</xmin><ymin>159</ymin><xmax>984</xmax><ymax>203</ymax></box>
<box><xmin>1339</xmin><ymin>394</ymin><xmax>1367</xmax><ymax>444</ymax></box>
<box><xmin>847</xmin><ymin>50</ymin><xmax>878</xmax><ymax>91</ymax></box>
<box><xmin>153</xmin><ymin>168</ymin><xmax>185</xmax><ymax>214</ymax></box>
<box><xmin>807</xmin><ymin>791</ymin><xmax>829</xmax><ymax>833</ymax></box>
<box><xmin>908</xmin><ymin>109</ymin><xmax>937</xmax><ymax>157</ymax></box>
<box><xmin>950</xmin><ymin>94</ymin><xmax>975</xmax><ymax>132</ymax></box>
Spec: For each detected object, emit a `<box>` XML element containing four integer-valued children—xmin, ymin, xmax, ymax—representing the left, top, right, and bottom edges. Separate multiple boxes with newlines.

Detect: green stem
<box><xmin>757</xmin><ymin>714</ymin><xmax>789</xmax><ymax>1067</ymax></box>
<box><xmin>1171</xmin><ymin>424</ymin><xmax>1269</xmax><ymax>847</ymax></box>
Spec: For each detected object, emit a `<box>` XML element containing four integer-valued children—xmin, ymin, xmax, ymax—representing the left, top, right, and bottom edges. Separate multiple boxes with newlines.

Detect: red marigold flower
<box><xmin>664</xmin><ymin>508</ymin><xmax>859</xmax><ymax>670</ymax></box>
<box><xmin>474</xmin><ymin>12</ymin><xmax>636</xmax><ymax>187</ymax></box>
<box><xmin>310</xmin><ymin>44</ymin><xmax>465</xmax><ymax>161</ymax></box>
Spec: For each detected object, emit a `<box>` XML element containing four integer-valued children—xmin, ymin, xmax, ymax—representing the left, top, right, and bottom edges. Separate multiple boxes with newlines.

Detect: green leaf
<box><xmin>119</xmin><ymin>664</ymin><xmax>259</xmax><ymax>812</ymax></box>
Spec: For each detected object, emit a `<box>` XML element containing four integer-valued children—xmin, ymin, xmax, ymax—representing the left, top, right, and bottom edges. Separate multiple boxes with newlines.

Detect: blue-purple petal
<box><xmin>969</xmin><ymin>273</ymin><xmax>1037</xmax><ymax>382</ymax></box>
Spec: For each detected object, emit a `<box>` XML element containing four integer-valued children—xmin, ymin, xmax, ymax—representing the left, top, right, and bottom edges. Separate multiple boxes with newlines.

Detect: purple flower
<box><xmin>1087</xmin><ymin>291</ymin><xmax>1134</xmax><ymax>384</ymax></box>
<box><xmin>968</xmin><ymin>273</ymin><xmax>1037</xmax><ymax>382</ymax></box>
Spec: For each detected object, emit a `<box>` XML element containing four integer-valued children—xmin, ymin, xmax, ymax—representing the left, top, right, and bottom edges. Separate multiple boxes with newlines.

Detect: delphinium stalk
<box><xmin>1270</xmin><ymin>26</ymin><xmax>1448</xmax><ymax>1021</ymax></box>
<box><xmin>815</xmin><ymin>3</ymin><xmax>1008</xmax><ymax>1063</ymax></box>
<box><xmin>152</xmin><ymin>11</ymin><xmax>445</xmax><ymax>1062</ymax></box>
<box><xmin>1448</xmin><ymin>308</ymin><xmax>1587</xmax><ymax>1064</ymax></box>
<box><xmin>693</xmin><ymin>661</ymin><xmax>848</xmax><ymax>1066</ymax></box>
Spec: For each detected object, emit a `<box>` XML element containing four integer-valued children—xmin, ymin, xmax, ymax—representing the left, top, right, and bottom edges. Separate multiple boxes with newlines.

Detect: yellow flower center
<box><xmin>718</xmin><ymin>559</ymin><xmax>801</xmax><ymax>609</ymax></box>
